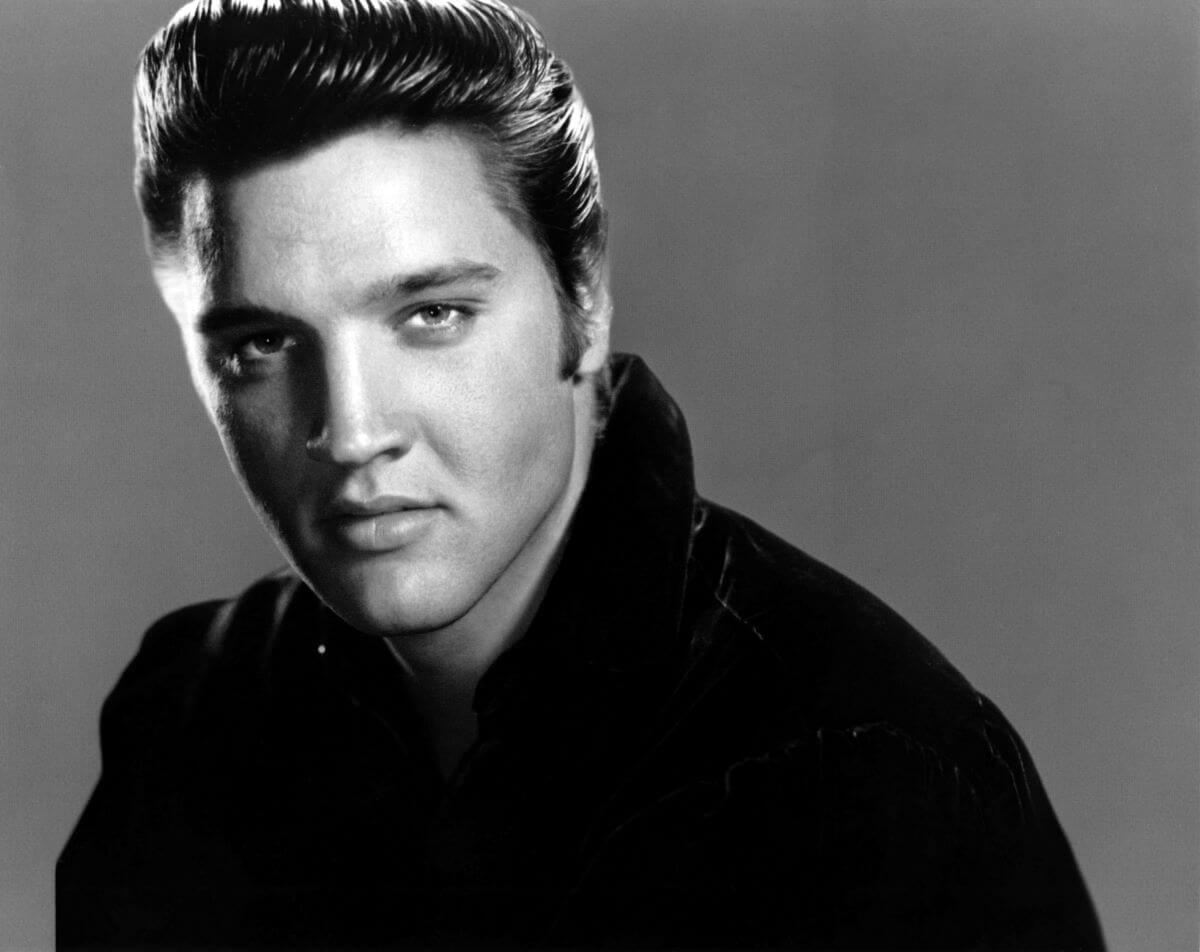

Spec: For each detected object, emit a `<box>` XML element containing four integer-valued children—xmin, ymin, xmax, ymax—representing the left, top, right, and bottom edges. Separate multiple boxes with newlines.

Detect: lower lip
<box><xmin>326</xmin><ymin>508</ymin><xmax>440</xmax><ymax>553</ymax></box>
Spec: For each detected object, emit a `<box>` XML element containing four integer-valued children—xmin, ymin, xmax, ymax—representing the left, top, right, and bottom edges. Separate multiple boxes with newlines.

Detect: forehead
<box><xmin>173</xmin><ymin>125</ymin><xmax>533</xmax><ymax>311</ymax></box>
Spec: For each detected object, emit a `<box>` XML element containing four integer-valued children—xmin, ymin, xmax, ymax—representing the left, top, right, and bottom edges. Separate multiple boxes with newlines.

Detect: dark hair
<box><xmin>134</xmin><ymin>0</ymin><xmax>607</xmax><ymax>376</ymax></box>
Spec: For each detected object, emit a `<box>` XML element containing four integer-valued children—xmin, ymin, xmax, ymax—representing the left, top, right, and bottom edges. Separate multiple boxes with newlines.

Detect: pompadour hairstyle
<box><xmin>133</xmin><ymin>0</ymin><xmax>608</xmax><ymax>376</ymax></box>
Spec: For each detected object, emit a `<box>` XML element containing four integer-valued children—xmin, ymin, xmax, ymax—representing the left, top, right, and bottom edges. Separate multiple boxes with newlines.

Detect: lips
<box><xmin>321</xmin><ymin>495</ymin><xmax>441</xmax><ymax>553</ymax></box>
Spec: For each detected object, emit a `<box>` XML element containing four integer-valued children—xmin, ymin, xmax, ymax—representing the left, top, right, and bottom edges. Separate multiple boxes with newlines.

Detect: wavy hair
<box><xmin>134</xmin><ymin>0</ymin><xmax>607</xmax><ymax>376</ymax></box>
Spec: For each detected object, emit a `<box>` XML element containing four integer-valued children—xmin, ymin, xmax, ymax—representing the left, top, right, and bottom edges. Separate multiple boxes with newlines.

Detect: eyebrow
<box><xmin>194</xmin><ymin>261</ymin><xmax>502</xmax><ymax>336</ymax></box>
<box><xmin>194</xmin><ymin>303</ymin><xmax>296</xmax><ymax>337</ymax></box>
<box><xmin>357</xmin><ymin>261</ymin><xmax>502</xmax><ymax>308</ymax></box>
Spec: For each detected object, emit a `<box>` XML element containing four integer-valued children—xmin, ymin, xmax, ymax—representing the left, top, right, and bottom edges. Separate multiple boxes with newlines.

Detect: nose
<box><xmin>305</xmin><ymin>331</ymin><xmax>410</xmax><ymax>467</ymax></box>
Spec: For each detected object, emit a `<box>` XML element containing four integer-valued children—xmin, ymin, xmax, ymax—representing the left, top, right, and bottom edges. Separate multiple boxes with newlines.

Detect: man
<box><xmin>58</xmin><ymin>0</ymin><xmax>1103</xmax><ymax>948</ymax></box>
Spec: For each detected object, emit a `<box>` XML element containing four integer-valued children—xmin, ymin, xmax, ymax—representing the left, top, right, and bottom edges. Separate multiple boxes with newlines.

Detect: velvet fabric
<box><xmin>58</xmin><ymin>355</ymin><xmax>1103</xmax><ymax>949</ymax></box>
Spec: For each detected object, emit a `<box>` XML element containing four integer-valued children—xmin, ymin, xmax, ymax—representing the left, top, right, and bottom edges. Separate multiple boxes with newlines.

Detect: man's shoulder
<box><xmin>589</xmin><ymin>498</ymin><xmax>1103</xmax><ymax>951</ymax></box>
<box><xmin>683</xmin><ymin>498</ymin><xmax>992</xmax><ymax>746</ymax></box>
<box><xmin>101</xmin><ymin>570</ymin><xmax>312</xmax><ymax>738</ymax></box>
<box><xmin>127</xmin><ymin>569</ymin><xmax>304</xmax><ymax>664</ymax></box>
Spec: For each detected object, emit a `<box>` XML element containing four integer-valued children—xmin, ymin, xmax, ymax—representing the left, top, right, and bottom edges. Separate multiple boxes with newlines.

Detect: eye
<box><xmin>211</xmin><ymin>331</ymin><xmax>298</xmax><ymax>378</ymax></box>
<box><xmin>409</xmin><ymin>304</ymin><xmax>467</xmax><ymax>329</ymax></box>
<box><xmin>234</xmin><ymin>332</ymin><xmax>296</xmax><ymax>361</ymax></box>
<box><xmin>401</xmin><ymin>303</ymin><xmax>475</xmax><ymax>341</ymax></box>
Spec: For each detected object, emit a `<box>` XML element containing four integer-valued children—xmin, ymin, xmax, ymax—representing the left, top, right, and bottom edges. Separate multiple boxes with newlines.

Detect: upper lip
<box><xmin>322</xmin><ymin>495</ymin><xmax>435</xmax><ymax>520</ymax></box>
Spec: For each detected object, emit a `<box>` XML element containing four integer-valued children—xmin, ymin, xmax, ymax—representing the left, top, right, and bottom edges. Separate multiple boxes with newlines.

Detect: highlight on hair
<box><xmin>134</xmin><ymin>0</ymin><xmax>607</xmax><ymax>375</ymax></box>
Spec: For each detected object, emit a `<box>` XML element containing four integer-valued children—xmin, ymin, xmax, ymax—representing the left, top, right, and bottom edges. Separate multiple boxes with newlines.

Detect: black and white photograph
<box><xmin>1</xmin><ymin>1</ymin><xmax>1196</xmax><ymax>949</ymax></box>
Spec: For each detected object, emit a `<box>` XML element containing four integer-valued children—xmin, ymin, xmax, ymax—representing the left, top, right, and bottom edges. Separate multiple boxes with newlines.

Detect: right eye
<box><xmin>234</xmin><ymin>332</ymin><xmax>295</xmax><ymax>361</ymax></box>
<box><xmin>210</xmin><ymin>331</ymin><xmax>299</xmax><ymax>379</ymax></box>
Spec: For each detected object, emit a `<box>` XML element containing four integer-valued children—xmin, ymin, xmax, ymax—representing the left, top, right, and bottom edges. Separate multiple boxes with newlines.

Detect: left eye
<box><xmin>408</xmin><ymin>304</ymin><xmax>467</xmax><ymax>329</ymax></box>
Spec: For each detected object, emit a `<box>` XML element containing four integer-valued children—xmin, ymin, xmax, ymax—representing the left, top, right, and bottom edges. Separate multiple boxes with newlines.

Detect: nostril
<box><xmin>305</xmin><ymin>413</ymin><xmax>409</xmax><ymax>466</ymax></box>
<box><xmin>307</xmin><ymin>423</ymin><xmax>369</xmax><ymax>465</ymax></box>
<box><xmin>305</xmin><ymin>428</ymin><xmax>331</xmax><ymax>460</ymax></box>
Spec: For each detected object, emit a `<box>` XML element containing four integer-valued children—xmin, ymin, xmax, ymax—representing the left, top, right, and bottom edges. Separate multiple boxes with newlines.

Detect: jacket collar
<box><xmin>560</xmin><ymin>353</ymin><xmax>697</xmax><ymax>665</ymax></box>
<box><xmin>472</xmin><ymin>353</ymin><xmax>699</xmax><ymax>710</ymax></box>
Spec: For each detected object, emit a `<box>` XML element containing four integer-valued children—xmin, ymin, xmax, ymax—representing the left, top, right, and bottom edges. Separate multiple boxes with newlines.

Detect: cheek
<box><xmin>212</xmin><ymin>390</ymin><xmax>302</xmax><ymax>503</ymax></box>
<box><xmin>492</xmin><ymin>386</ymin><xmax>576</xmax><ymax>500</ymax></box>
<box><xmin>437</xmin><ymin>356</ymin><xmax>576</xmax><ymax>493</ymax></box>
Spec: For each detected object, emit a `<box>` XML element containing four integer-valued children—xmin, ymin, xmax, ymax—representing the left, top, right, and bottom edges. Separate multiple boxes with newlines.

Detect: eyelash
<box><xmin>403</xmin><ymin>303</ymin><xmax>474</xmax><ymax>335</ymax></box>
<box><xmin>210</xmin><ymin>331</ymin><xmax>294</xmax><ymax>377</ymax></box>
<box><xmin>236</xmin><ymin>332</ymin><xmax>293</xmax><ymax>359</ymax></box>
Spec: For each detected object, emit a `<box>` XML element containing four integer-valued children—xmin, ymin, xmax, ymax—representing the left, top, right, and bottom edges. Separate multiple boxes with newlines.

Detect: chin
<box><xmin>313</xmin><ymin>567</ymin><xmax>476</xmax><ymax>638</ymax></box>
<box><xmin>342</xmin><ymin>602</ymin><xmax>467</xmax><ymax>639</ymax></box>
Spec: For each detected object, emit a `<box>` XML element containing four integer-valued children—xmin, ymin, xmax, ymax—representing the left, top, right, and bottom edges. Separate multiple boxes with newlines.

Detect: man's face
<box><xmin>157</xmin><ymin>125</ymin><xmax>608</xmax><ymax>637</ymax></box>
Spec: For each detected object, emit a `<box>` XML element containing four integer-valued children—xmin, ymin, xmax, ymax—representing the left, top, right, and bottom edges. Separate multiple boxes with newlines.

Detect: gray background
<box><xmin>1</xmin><ymin>1</ymin><xmax>1196</xmax><ymax>948</ymax></box>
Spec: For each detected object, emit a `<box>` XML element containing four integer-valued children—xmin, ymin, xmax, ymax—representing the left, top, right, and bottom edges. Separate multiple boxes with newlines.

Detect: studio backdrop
<box><xmin>1</xmin><ymin>1</ymin><xmax>1196</xmax><ymax>949</ymax></box>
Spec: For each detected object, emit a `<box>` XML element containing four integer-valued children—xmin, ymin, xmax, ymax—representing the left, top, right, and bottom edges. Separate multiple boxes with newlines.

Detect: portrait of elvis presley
<box><xmin>57</xmin><ymin>0</ymin><xmax>1105</xmax><ymax>948</ymax></box>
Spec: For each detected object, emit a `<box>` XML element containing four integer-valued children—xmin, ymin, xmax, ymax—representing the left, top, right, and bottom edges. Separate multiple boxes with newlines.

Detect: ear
<box><xmin>574</xmin><ymin>273</ymin><xmax>613</xmax><ymax>377</ymax></box>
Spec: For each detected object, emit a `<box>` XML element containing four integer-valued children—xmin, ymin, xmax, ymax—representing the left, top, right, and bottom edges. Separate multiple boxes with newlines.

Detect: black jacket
<box><xmin>59</xmin><ymin>355</ymin><xmax>1103</xmax><ymax>949</ymax></box>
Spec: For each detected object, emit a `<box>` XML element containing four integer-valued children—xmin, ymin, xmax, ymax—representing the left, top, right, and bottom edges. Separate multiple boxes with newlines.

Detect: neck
<box><xmin>384</xmin><ymin>379</ymin><xmax>598</xmax><ymax>778</ymax></box>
